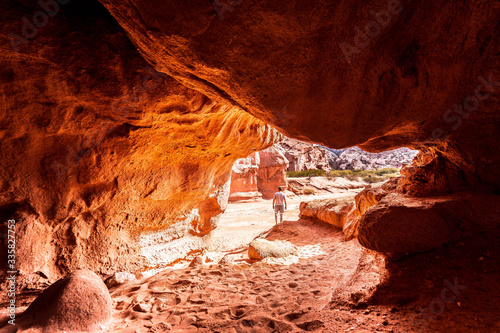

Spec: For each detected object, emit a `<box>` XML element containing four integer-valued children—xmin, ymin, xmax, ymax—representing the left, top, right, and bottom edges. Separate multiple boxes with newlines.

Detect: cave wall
<box><xmin>0</xmin><ymin>0</ymin><xmax>499</xmax><ymax>277</ymax></box>
<box><xmin>99</xmin><ymin>0</ymin><xmax>499</xmax><ymax>193</ymax></box>
<box><xmin>95</xmin><ymin>0</ymin><xmax>499</xmax><ymax>255</ymax></box>
<box><xmin>0</xmin><ymin>0</ymin><xmax>280</xmax><ymax>279</ymax></box>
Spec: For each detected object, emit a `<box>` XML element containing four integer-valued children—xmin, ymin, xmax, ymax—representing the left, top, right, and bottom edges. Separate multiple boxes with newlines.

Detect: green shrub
<box><xmin>345</xmin><ymin>174</ymin><xmax>359</xmax><ymax>181</ymax></box>
<box><xmin>362</xmin><ymin>175</ymin><xmax>384</xmax><ymax>183</ymax></box>
<box><xmin>287</xmin><ymin>167</ymin><xmax>400</xmax><ymax>182</ymax></box>
<box><xmin>373</xmin><ymin>167</ymin><xmax>399</xmax><ymax>176</ymax></box>
<box><xmin>303</xmin><ymin>188</ymin><xmax>316</xmax><ymax>195</ymax></box>
<box><xmin>287</xmin><ymin>169</ymin><xmax>326</xmax><ymax>178</ymax></box>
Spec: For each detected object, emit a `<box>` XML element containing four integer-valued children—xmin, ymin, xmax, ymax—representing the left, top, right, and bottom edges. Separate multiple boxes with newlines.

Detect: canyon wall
<box><xmin>97</xmin><ymin>0</ymin><xmax>499</xmax><ymax>255</ymax></box>
<box><xmin>229</xmin><ymin>152</ymin><xmax>261</xmax><ymax>202</ymax></box>
<box><xmin>0</xmin><ymin>0</ymin><xmax>498</xmax><ymax>277</ymax></box>
<box><xmin>0</xmin><ymin>0</ymin><xmax>280</xmax><ymax>279</ymax></box>
<box><xmin>229</xmin><ymin>146</ymin><xmax>289</xmax><ymax>201</ymax></box>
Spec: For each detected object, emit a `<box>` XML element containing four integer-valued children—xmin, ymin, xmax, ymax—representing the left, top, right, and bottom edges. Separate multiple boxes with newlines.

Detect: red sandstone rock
<box><xmin>256</xmin><ymin>146</ymin><xmax>289</xmax><ymax>199</ymax></box>
<box><xmin>299</xmin><ymin>199</ymin><xmax>355</xmax><ymax>229</ymax></box>
<box><xmin>357</xmin><ymin>192</ymin><xmax>500</xmax><ymax>255</ymax></box>
<box><xmin>0</xmin><ymin>0</ymin><xmax>499</xmax><ymax>279</ymax></box>
<box><xmin>99</xmin><ymin>0</ymin><xmax>499</xmax><ymax>195</ymax></box>
<box><xmin>17</xmin><ymin>270</ymin><xmax>112</xmax><ymax>332</ymax></box>
<box><xmin>279</xmin><ymin>137</ymin><xmax>335</xmax><ymax>172</ymax></box>
<box><xmin>230</xmin><ymin>146</ymin><xmax>289</xmax><ymax>201</ymax></box>
<box><xmin>229</xmin><ymin>152</ymin><xmax>262</xmax><ymax>202</ymax></box>
<box><xmin>0</xmin><ymin>2</ymin><xmax>280</xmax><ymax>278</ymax></box>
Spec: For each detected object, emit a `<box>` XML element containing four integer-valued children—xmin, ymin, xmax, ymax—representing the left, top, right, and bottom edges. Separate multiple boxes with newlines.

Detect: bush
<box><xmin>373</xmin><ymin>167</ymin><xmax>399</xmax><ymax>176</ymax></box>
<box><xmin>287</xmin><ymin>169</ymin><xmax>326</xmax><ymax>178</ymax></box>
<box><xmin>287</xmin><ymin>168</ymin><xmax>401</xmax><ymax>182</ymax></box>
<box><xmin>345</xmin><ymin>174</ymin><xmax>359</xmax><ymax>181</ymax></box>
<box><xmin>303</xmin><ymin>188</ymin><xmax>316</xmax><ymax>195</ymax></box>
<box><xmin>362</xmin><ymin>175</ymin><xmax>384</xmax><ymax>183</ymax></box>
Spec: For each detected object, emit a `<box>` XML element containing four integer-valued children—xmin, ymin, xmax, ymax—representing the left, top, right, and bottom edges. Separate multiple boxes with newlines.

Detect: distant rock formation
<box><xmin>278</xmin><ymin>137</ymin><xmax>336</xmax><ymax>171</ymax></box>
<box><xmin>229</xmin><ymin>146</ymin><xmax>288</xmax><ymax>201</ymax></box>
<box><xmin>256</xmin><ymin>146</ymin><xmax>289</xmax><ymax>199</ymax></box>
<box><xmin>229</xmin><ymin>153</ymin><xmax>261</xmax><ymax>202</ymax></box>
<box><xmin>277</xmin><ymin>138</ymin><xmax>418</xmax><ymax>171</ymax></box>
<box><xmin>329</xmin><ymin>146</ymin><xmax>418</xmax><ymax>170</ymax></box>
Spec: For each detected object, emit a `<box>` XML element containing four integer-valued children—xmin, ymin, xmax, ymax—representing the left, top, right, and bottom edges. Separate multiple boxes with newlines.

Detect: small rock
<box><xmin>382</xmin><ymin>319</ymin><xmax>389</xmax><ymax>326</ymax></box>
<box><xmin>133</xmin><ymin>303</ymin><xmax>151</xmax><ymax>313</ymax></box>
<box><xmin>189</xmin><ymin>256</ymin><xmax>204</xmax><ymax>267</ymax></box>
<box><xmin>105</xmin><ymin>272</ymin><xmax>136</xmax><ymax>288</ymax></box>
<box><xmin>248</xmin><ymin>239</ymin><xmax>298</xmax><ymax>260</ymax></box>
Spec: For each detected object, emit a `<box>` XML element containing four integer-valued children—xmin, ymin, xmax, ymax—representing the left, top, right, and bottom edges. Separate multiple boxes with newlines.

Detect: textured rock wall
<box><xmin>229</xmin><ymin>145</ymin><xmax>288</xmax><ymax>201</ymax></box>
<box><xmin>0</xmin><ymin>0</ymin><xmax>279</xmax><ymax>278</ymax></box>
<box><xmin>279</xmin><ymin>138</ymin><xmax>336</xmax><ymax>172</ymax></box>
<box><xmin>96</xmin><ymin>0</ymin><xmax>499</xmax><ymax>256</ymax></box>
<box><xmin>229</xmin><ymin>152</ymin><xmax>262</xmax><ymax>202</ymax></box>
<box><xmin>256</xmin><ymin>146</ymin><xmax>289</xmax><ymax>199</ymax></box>
<box><xmin>1</xmin><ymin>0</ymin><xmax>498</xmax><ymax>277</ymax></box>
<box><xmin>99</xmin><ymin>0</ymin><xmax>499</xmax><ymax>194</ymax></box>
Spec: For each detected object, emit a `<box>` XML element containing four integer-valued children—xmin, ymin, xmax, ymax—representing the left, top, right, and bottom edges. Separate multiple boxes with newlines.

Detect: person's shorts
<box><xmin>274</xmin><ymin>204</ymin><xmax>285</xmax><ymax>214</ymax></box>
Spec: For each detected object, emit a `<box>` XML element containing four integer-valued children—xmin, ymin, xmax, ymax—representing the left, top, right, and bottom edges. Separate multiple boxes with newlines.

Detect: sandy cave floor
<box><xmin>103</xmin><ymin>218</ymin><xmax>500</xmax><ymax>333</ymax></box>
<box><xmin>1</xmin><ymin>190</ymin><xmax>499</xmax><ymax>333</ymax></box>
<box><xmin>106</xmin><ymin>191</ymin><xmax>500</xmax><ymax>332</ymax></box>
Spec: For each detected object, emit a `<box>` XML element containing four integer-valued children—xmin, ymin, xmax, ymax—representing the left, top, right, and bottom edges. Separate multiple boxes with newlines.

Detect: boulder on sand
<box><xmin>17</xmin><ymin>269</ymin><xmax>112</xmax><ymax>332</ymax></box>
<box><xmin>248</xmin><ymin>239</ymin><xmax>298</xmax><ymax>260</ymax></box>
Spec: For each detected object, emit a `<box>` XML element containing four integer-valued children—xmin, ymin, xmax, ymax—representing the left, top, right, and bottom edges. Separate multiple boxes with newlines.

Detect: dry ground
<box><xmin>1</xmin><ymin>189</ymin><xmax>499</xmax><ymax>333</ymax></box>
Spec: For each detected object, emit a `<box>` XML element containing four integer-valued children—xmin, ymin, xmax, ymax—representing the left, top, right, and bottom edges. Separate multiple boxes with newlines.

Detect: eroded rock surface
<box><xmin>0</xmin><ymin>0</ymin><xmax>498</xmax><ymax>279</ymax></box>
<box><xmin>279</xmin><ymin>137</ymin><xmax>336</xmax><ymax>172</ymax></box>
<box><xmin>299</xmin><ymin>199</ymin><xmax>355</xmax><ymax>229</ymax></box>
<box><xmin>0</xmin><ymin>0</ymin><xmax>279</xmax><ymax>278</ymax></box>
<box><xmin>357</xmin><ymin>191</ymin><xmax>500</xmax><ymax>256</ymax></box>
<box><xmin>230</xmin><ymin>145</ymin><xmax>289</xmax><ymax>201</ymax></box>
<box><xmin>248</xmin><ymin>239</ymin><xmax>298</xmax><ymax>260</ymax></box>
<box><xmin>256</xmin><ymin>146</ymin><xmax>289</xmax><ymax>199</ymax></box>
<box><xmin>16</xmin><ymin>270</ymin><xmax>112</xmax><ymax>332</ymax></box>
<box><xmin>100</xmin><ymin>0</ymin><xmax>499</xmax><ymax>193</ymax></box>
<box><xmin>229</xmin><ymin>152</ymin><xmax>262</xmax><ymax>202</ymax></box>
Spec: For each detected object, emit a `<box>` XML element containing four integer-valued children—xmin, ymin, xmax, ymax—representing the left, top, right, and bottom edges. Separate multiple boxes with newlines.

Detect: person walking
<box><xmin>272</xmin><ymin>186</ymin><xmax>287</xmax><ymax>224</ymax></box>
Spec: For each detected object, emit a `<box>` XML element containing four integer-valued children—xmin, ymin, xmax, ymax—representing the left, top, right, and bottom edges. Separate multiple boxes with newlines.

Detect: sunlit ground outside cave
<box><xmin>0</xmin><ymin>0</ymin><xmax>499</xmax><ymax>332</ymax></box>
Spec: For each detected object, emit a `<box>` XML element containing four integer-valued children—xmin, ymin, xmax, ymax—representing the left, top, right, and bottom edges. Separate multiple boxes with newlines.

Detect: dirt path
<box><xmin>3</xmin><ymin>189</ymin><xmax>498</xmax><ymax>332</ymax></box>
<box><xmin>207</xmin><ymin>189</ymin><xmax>361</xmax><ymax>253</ymax></box>
<box><xmin>107</xmin><ymin>218</ymin><xmax>386</xmax><ymax>333</ymax></box>
<box><xmin>105</xmin><ymin>209</ymin><xmax>500</xmax><ymax>332</ymax></box>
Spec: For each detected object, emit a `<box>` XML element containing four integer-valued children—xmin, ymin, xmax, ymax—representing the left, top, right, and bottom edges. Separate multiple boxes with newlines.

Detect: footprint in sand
<box><xmin>188</xmin><ymin>292</ymin><xmax>208</xmax><ymax>304</ymax></box>
<box><xmin>295</xmin><ymin>320</ymin><xmax>325</xmax><ymax>331</ymax></box>
<box><xmin>230</xmin><ymin>305</ymin><xmax>248</xmax><ymax>319</ymax></box>
<box><xmin>285</xmin><ymin>310</ymin><xmax>325</xmax><ymax>331</ymax></box>
<box><xmin>240</xmin><ymin>316</ymin><xmax>294</xmax><ymax>332</ymax></box>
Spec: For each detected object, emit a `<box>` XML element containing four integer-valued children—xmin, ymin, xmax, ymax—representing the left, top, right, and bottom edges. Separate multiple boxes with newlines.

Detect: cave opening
<box><xmin>208</xmin><ymin>137</ymin><xmax>420</xmax><ymax>264</ymax></box>
<box><xmin>1</xmin><ymin>0</ymin><xmax>499</xmax><ymax>331</ymax></box>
